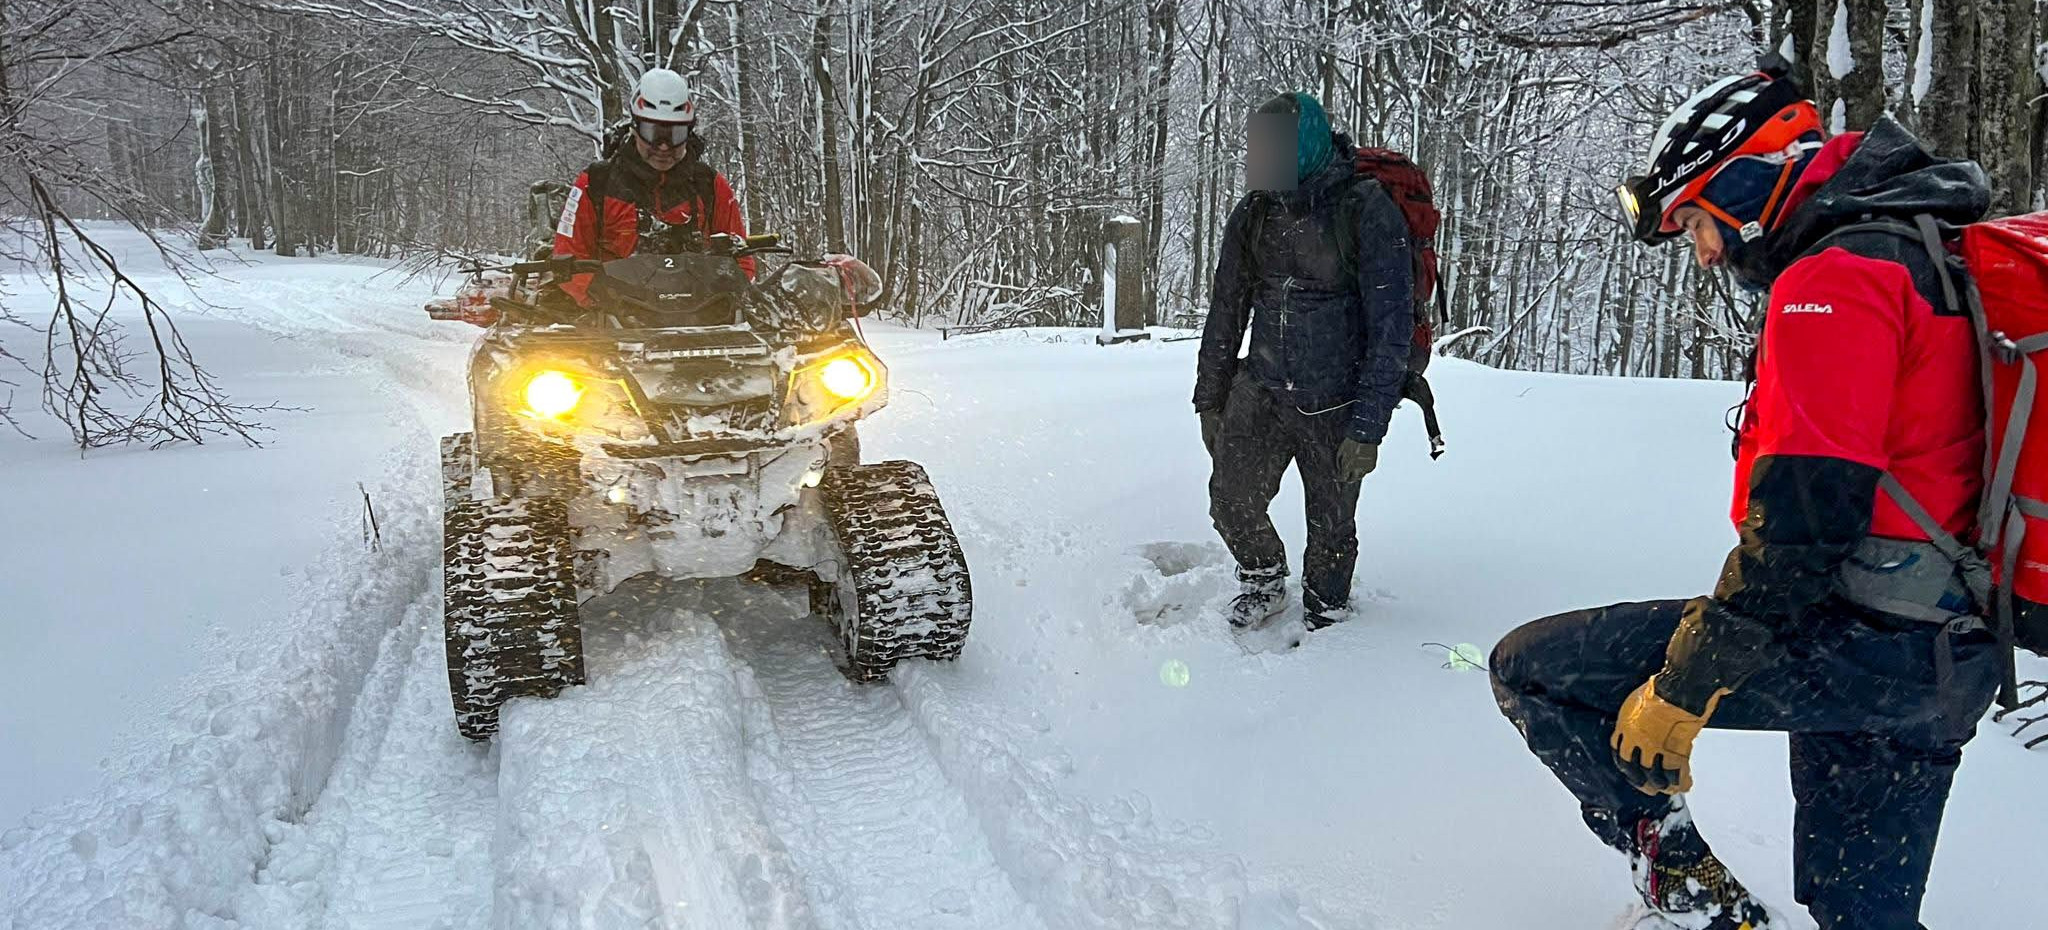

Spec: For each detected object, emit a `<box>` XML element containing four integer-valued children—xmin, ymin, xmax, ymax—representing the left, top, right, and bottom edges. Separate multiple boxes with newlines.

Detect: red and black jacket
<box><xmin>551</xmin><ymin>140</ymin><xmax>752</xmax><ymax>304</ymax></box>
<box><xmin>1659</xmin><ymin>119</ymin><xmax>1995</xmax><ymax>709</ymax></box>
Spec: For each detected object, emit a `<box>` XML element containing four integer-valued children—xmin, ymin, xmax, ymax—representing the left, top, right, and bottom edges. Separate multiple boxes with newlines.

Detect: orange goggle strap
<box><xmin>1666</xmin><ymin>147</ymin><xmax>1805</xmax><ymax>240</ymax></box>
<box><xmin>1753</xmin><ymin>157</ymin><xmax>1800</xmax><ymax>236</ymax></box>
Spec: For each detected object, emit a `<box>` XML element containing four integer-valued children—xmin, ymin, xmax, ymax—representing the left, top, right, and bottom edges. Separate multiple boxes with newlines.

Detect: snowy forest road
<box><xmin>0</xmin><ymin>239</ymin><xmax>1318</xmax><ymax>930</ymax></box>
<box><xmin>5</xmin><ymin>241</ymin><xmax>2044</xmax><ymax>930</ymax></box>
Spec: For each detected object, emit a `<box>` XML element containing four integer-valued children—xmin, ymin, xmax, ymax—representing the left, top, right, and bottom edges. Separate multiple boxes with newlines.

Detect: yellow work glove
<box><xmin>1611</xmin><ymin>675</ymin><xmax>1729</xmax><ymax>796</ymax></box>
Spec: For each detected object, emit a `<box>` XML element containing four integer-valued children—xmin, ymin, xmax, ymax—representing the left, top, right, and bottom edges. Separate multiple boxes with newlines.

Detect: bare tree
<box><xmin>0</xmin><ymin>0</ymin><xmax>273</xmax><ymax>447</ymax></box>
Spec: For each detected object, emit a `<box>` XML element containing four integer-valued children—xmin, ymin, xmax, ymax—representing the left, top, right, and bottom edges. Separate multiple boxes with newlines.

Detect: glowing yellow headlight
<box><xmin>524</xmin><ymin>370</ymin><xmax>584</xmax><ymax>419</ymax></box>
<box><xmin>819</xmin><ymin>356</ymin><xmax>874</xmax><ymax>401</ymax></box>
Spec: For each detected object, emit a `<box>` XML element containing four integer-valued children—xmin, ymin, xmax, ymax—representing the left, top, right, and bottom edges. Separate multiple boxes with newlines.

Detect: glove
<box><xmin>1611</xmin><ymin>675</ymin><xmax>1730</xmax><ymax>796</ymax></box>
<box><xmin>1337</xmin><ymin>439</ymin><xmax>1379</xmax><ymax>482</ymax></box>
<box><xmin>1200</xmin><ymin>408</ymin><xmax>1223</xmax><ymax>454</ymax></box>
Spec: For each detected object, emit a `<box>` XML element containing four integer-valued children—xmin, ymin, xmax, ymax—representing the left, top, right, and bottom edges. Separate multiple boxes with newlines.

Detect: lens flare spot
<box><xmin>1445</xmin><ymin>643</ymin><xmax>1486</xmax><ymax>671</ymax></box>
<box><xmin>1159</xmin><ymin>658</ymin><xmax>1190</xmax><ymax>688</ymax></box>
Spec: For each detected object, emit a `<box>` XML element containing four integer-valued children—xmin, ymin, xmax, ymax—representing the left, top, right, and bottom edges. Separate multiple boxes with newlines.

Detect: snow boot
<box><xmin>1629</xmin><ymin>800</ymin><xmax>1774</xmax><ymax>930</ymax></box>
<box><xmin>1227</xmin><ymin>568</ymin><xmax>1287</xmax><ymax>630</ymax></box>
<box><xmin>1302</xmin><ymin>589</ymin><xmax>1350</xmax><ymax>630</ymax></box>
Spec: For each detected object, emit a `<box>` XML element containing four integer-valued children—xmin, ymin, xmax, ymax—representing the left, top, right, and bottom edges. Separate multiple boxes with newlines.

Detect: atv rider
<box><xmin>1489</xmin><ymin>66</ymin><xmax>1998</xmax><ymax>930</ymax></box>
<box><xmin>553</xmin><ymin>68</ymin><xmax>753</xmax><ymax>302</ymax></box>
<box><xmin>1193</xmin><ymin>92</ymin><xmax>1414</xmax><ymax>632</ymax></box>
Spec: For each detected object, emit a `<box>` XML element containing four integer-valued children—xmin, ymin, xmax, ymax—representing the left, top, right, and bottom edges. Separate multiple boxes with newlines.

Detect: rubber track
<box><xmin>442</xmin><ymin>453</ymin><xmax>585</xmax><ymax>740</ymax></box>
<box><xmin>818</xmin><ymin>460</ymin><xmax>973</xmax><ymax>681</ymax></box>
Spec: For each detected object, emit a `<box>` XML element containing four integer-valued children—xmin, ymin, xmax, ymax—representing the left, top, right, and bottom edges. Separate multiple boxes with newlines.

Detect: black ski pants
<box><xmin>1208</xmin><ymin>375</ymin><xmax>1362</xmax><ymax>609</ymax></box>
<box><xmin>1489</xmin><ymin>598</ymin><xmax>2000</xmax><ymax>930</ymax></box>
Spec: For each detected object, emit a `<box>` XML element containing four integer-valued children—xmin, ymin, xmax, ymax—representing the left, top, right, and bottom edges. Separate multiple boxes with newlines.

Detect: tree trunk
<box><xmin>1921</xmin><ymin>0</ymin><xmax>1973</xmax><ymax>158</ymax></box>
<box><xmin>1811</xmin><ymin>0</ymin><xmax>1887</xmax><ymax>131</ymax></box>
<box><xmin>1141</xmin><ymin>0</ymin><xmax>1177</xmax><ymax>325</ymax></box>
<box><xmin>1975</xmin><ymin>0</ymin><xmax>2040</xmax><ymax>215</ymax></box>
<box><xmin>1774</xmin><ymin>0</ymin><xmax>1820</xmax><ymax>90</ymax></box>
<box><xmin>810</xmin><ymin>0</ymin><xmax>846</xmax><ymax>252</ymax></box>
<box><xmin>194</xmin><ymin>85</ymin><xmax>231</xmax><ymax>250</ymax></box>
<box><xmin>730</xmin><ymin>0</ymin><xmax>762</xmax><ymax>229</ymax></box>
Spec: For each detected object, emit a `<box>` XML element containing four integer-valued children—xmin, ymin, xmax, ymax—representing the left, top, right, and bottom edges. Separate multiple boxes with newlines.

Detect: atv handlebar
<box><xmin>481</xmin><ymin>233</ymin><xmax>791</xmax><ymax>281</ymax></box>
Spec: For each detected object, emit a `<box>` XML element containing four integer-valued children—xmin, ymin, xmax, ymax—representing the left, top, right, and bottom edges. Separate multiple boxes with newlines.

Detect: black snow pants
<box><xmin>1489</xmin><ymin>598</ymin><xmax>2000</xmax><ymax>930</ymax></box>
<box><xmin>1208</xmin><ymin>374</ymin><xmax>1362</xmax><ymax>610</ymax></box>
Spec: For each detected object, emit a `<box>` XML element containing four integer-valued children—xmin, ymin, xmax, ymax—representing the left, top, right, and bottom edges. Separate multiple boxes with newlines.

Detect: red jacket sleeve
<box><xmin>708</xmin><ymin>173</ymin><xmax>755</xmax><ymax>279</ymax></box>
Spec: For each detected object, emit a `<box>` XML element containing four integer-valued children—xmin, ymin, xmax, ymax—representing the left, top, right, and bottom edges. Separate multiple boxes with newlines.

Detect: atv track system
<box><xmin>815</xmin><ymin>461</ymin><xmax>974</xmax><ymax>681</ymax></box>
<box><xmin>442</xmin><ymin>432</ymin><xmax>586</xmax><ymax>740</ymax></box>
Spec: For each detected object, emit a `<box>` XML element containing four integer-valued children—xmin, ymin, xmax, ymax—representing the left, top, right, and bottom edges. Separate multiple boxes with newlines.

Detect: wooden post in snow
<box><xmin>1097</xmin><ymin>213</ymin><xmax>1151</xmax><ymax>345</ymax></box>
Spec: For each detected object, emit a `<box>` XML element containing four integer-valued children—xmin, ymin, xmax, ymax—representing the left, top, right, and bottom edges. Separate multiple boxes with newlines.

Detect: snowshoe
<box><xmin>1629</xmin><ymin>801</ymin><xmax>1775</xmax><ymax>930</ymax></box>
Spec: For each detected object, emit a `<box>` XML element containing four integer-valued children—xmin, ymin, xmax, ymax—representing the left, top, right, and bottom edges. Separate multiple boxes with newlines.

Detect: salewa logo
<box><xmin>1782</xmin><ymin>303</ymin><xmax>1834</xmax><ymax>315</ymax></box>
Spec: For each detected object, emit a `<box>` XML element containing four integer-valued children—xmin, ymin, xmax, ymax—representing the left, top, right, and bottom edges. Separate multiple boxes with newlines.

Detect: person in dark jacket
<box><xmin>1193</xmin><ymin>92</ymin><xmax>1414</xmax><ymax>632</ymax></box>
<box><xmin>1490</xmin><ymin>67</ymin><xmax>1998</xmax><ymax>930</ymax></box>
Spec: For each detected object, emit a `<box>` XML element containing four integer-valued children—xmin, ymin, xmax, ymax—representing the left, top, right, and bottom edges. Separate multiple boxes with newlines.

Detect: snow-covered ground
<box><xmin>1</xmin><ymin>234</ymin><xmax>2041</xmax><ymax>929</ymax></box>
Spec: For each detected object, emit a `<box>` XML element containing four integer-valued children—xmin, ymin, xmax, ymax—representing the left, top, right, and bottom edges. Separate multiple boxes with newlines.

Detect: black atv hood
<box><xmin>1759</xmin><ymin>118</ymin><xmax>1990</xmax><ymax>281</ymax></box>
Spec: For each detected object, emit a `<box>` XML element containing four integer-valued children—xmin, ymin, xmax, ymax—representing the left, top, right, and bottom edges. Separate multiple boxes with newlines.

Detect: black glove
<box><xmin>1337</xmin><ymin>439</ymin><xmax>1379</xmax><ymax>482</ymax></box>
<box><xmin>1200</xmin><ymin>408</ymin><xmax>1223</xmax><ymax>453</ymax></box>
<box><xmin>1657</xmin><ymin>596</ymin><xmax>1775</xmax><ymax>714</ymax></box>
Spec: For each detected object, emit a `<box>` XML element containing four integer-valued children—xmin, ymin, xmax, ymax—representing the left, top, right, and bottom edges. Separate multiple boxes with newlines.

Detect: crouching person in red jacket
<box><xmin>552</xmin><ymin>68</ymin><xmax>752</xmax><ymax>305</ymax></box>
<box><xmin>1489</xmin><ymin>65</ymin><xmax>1999</xmax><ymax>930</ymax></box>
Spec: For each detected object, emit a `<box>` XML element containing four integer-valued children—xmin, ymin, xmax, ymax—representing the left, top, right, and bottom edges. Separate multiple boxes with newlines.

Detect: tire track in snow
<box><xmin>288</xmin><ymin>597</ymin><xmax>499</xmax><ymax>930</ymax></box>
<box><xmin>492</xmin><ymin>601</ymin><xmax>817</xmax><ymax>930</ymax></box>
<box><xmin>711</xmin><ymin>590</ymin><xmax>1048</xmax><ymax>930</ymax></box>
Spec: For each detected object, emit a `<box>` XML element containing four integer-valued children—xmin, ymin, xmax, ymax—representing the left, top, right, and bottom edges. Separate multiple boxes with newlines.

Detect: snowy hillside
<box><xmin>2</xmin><ymin>238</ymin><xmax>2042</xmax><ymax>929</ymax></box>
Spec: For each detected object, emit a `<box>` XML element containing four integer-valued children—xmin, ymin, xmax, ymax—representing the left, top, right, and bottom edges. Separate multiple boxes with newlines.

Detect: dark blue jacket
<box><xmin>1192</xmin><ymin>135</ymin><xmax>1414</xmax><ymax>443</ymax></box>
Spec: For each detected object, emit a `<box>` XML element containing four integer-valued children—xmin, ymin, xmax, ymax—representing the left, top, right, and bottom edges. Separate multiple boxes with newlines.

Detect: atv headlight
<box><xmin>787</xmin><ymin>348</ymin><xmax>885</xmax><ymax>426</ymax></box>
<box><xmin>523</xmin><ymin>369</ymin><xmax>584</xmax><ymax>419</ymax></box>
<box><xmin>819</xmin><ymin>356</ymin><xmax>874</xmax><ymax>401</ymax></box>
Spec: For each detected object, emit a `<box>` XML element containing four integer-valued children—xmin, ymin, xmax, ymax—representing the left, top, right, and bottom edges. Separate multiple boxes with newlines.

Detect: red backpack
<box><xmin>1849</xmin><ymin>211</ymin><xmax>2048</xmax><ymax>708</ymax></box>
<box><xmin>1348</xmin><ymin>148</ymin><xmax>1450</xmax><ymax>457</ymax></box>
<box><xmin>1353</xmin><ymin>147</ymin><xmax>1448</xmax><ymax>363</ymax></box>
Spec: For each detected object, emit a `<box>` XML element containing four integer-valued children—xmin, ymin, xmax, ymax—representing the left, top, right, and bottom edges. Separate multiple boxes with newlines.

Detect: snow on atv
<box><xmin>432</xmin><ymin>227</ymin><xmax>972</xmax><ymax>740</ymax></box>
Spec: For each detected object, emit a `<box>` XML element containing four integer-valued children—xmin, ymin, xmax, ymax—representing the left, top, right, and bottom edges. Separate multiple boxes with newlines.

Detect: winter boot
<box><xmin>1302</xmin><ymin>589</ymin><xmax>1350</xmax><ymax>630</ymax></box>
<box><xmin>1227</xmin><ymin>567</ymin><xmax>1287</xmax><ymax>630</ymax></box>
<box><xmin>1629</xmin><ymin>800</ymin><xmax>1774</xmax><ymax>930</ymax></box>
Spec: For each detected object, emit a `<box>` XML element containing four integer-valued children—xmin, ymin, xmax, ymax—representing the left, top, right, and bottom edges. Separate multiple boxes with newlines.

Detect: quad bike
<box><xmin>434</xmin><ymin>228</ymin><xmax>971</xmax><ymax>740</ymax></box>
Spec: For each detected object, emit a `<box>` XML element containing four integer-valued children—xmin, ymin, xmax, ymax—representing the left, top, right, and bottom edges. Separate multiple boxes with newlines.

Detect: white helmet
<box><xmin>630</xmin><ymin>69</ymin><xmax>697</xmax><ymax>124</ymax></box>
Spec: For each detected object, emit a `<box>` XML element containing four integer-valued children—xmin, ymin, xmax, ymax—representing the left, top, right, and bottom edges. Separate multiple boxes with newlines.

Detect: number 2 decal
<box><xmin>663</xmin><ymin>257</ymin><xmax>675</xmax><ymax>268</ymax></box>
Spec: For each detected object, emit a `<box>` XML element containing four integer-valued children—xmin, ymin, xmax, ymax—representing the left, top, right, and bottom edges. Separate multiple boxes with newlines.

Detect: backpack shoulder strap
<box><xmin>584</xmin><ymin>161</ymin><xmax>613</xmax><ymax>252</ymax></box>
<box><xmin>1803</xmin><ymin>215</ymin><xmax>1961</xmax><ymax>314</ymax></box>
<box><xmin>1331</xmin><ymin>175</ymin><xmax>1385</xmax><ymax>276</ymax></box>
<box><xmin>1241</xmin><ymin>191</ymin><xmax>1271</xmax><ymax>275</ymax></box>
<box><xmin>1831</xmin><ymin>215</ymin><xmax>2032</xmax><ymax>708</ymax></box>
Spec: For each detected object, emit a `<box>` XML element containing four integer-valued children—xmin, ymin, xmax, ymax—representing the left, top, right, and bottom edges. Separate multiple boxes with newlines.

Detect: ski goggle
<box><xmin>1615</xmin><ymin>175</ymin><xmax>1672</xmax><ymax>245</ymax></box>
<box><xmin>634</xmin><ymin>118</ymin><xmax>693</xmax><ymax>148</ymax></box>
